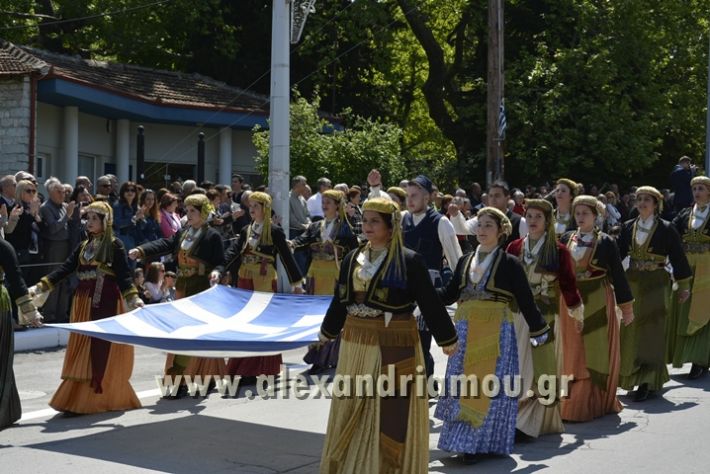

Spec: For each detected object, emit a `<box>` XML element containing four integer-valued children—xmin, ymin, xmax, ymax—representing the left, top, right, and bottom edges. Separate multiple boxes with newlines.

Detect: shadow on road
<box><xmin>25</xmin><ymin>415</ymin><xmax>323</xmax><ymax>473</ymax></box>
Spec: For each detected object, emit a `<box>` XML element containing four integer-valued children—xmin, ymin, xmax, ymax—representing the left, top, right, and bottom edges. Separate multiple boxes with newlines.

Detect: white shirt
<box><xmin>634</xmin><ymin>215</ymin><xmax>656</xmax><ymax>246</ymax></box>
<box><xmin>450</xmin><ymin>211</ymin><xmax>528</xmax><ymax>240</ymax></box>
<box><xmin>306</xmin><ymin>192</ymin><xmax>324</xmax><ymax>218</ymax></box>
<box><xmin>691</xmin><ymin>204</ymin><xmax>710</xmax><ymax>230</ymax></box>
<box><xmin>365</xmin><ymin>185</ymin><xmax>391</xmax><ymax>203</ymax></box>
<box><xmin>408</xmin><ymin>210</ymin><xmax>463</xmax><ymax>271</ymax></box>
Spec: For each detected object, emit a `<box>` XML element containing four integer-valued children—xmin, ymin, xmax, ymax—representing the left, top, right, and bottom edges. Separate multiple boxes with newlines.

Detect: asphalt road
<box><xmin>3</xmin><ymin>345</ymin><xmax>710</xmax><ymax>473</ymax></box>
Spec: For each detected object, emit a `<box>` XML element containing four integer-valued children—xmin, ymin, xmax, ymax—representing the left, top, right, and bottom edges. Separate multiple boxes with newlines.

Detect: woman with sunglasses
<box><xmin>4</xmin><ymin>180</ymin><xmax>42</xmax><ymax>284</ymax></box>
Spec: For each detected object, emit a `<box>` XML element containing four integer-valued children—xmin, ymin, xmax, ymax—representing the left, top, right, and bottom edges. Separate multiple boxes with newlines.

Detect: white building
<box><xmin>0</xmin><ymin>40</ymin><xmax>269</xmax><ymax>189</ymax></box>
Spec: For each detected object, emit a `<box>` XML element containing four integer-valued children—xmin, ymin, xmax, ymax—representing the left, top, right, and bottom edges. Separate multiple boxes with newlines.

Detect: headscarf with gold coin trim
<box><xmin>524</xmin><ymin>198</ymin><xmax>559</xmax><ymax>272</ymax></box>
<box><xmin>248</xmin><ymin>191</ymin><xmax>273</xmax><ymax>246</ymax></box>
<box><xmin>84</xmin><ymin>201</ymin><xmax>115</xmax><ymax>265</ymax></box>
<box><xmin>362</xmin><ymin>197</ymin><xmax>407</xmax><ymax>289</ymax></box>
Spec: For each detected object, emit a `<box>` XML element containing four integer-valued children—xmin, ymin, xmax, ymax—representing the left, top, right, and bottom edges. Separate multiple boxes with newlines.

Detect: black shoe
<box><xmin>633</xmin><ymin>383</ymin><xmax>650</xmax><ymax>402</ymax></box>
<box><xmin>688</xmin><ymin>364</ymin><xmax>708</xmax><ymax>380</ymax></box>
<box><xmin>460</xmin><ymin>453</ymin><xmax>479</xmax><ymax>465</ymax></box>
<box><xmin>515</xmin><ymin>428</ymin><xmax>534</xmax><ymax>443</ymax></box>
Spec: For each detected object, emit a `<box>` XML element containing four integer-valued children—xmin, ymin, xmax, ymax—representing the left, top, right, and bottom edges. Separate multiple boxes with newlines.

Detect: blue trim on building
<box><xmin>37</xmin><ymin>78</ymin><xmax>268</xmax><ymax>130</ymax></box>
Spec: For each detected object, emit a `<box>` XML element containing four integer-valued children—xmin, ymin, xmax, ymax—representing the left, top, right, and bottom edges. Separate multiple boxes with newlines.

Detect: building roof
<box><xmin>0</xmin><ymin>39</ymin><xmax>268</xmax><ymax>116</ymax></box>
<box><xmin>0</xmin><ymin>40</ymin><xmax>49</xmax><ymax>77</ymax></box>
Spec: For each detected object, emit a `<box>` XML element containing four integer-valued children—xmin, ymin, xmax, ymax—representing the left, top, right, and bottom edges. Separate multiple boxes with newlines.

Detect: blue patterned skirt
<box><xmin>435</xmin><ymin>319</ymin><xmax>518</xmax><ymax>454</ymax></box>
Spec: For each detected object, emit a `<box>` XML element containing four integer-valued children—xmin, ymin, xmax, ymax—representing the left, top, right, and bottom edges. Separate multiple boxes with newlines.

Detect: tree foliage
<box><xmin>252</xmin><ymin>92</ymin><xmax>406</xmax><ymax>187</ymax></box>
<box><xmin>2</xmin><ymin>0</ymin><xmax>709</xmax><ymax>188</ymax></box>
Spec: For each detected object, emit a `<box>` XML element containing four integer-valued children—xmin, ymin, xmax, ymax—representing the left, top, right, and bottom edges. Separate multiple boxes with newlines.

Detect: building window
<box><xmin>78</xmin><ymin>154</ymin><xmax>96</xmax><ymax>186</ymax></box>
<box><xmin>35</xmin><ymin>152</ymin><xmax>48</xmax><ymax>179</ymax></box>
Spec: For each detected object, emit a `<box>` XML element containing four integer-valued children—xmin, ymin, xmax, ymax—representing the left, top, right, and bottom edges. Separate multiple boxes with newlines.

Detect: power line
<box><xmin>0</xmin><ymin>0</ymin><xmax>173</xmax><ymax>31</ymax></box>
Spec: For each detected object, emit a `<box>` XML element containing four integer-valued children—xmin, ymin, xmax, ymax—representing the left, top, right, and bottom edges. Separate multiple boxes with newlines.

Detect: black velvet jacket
<box><xmin>616</xmin><ymin>217</ymin><xmax>692</xmax><ymax>283</ymax></box>
<box><xmin>672</xmin><ymin>206</ymin><xmax>710</xmax><ymax>239</ymax></box>
<box><xmin>219</xmin><ymin>224</ymin><xmax>303</xmax><ymax>284</ymax></box>
<box><xmin>137</xmin><ymin>225</ymin><xmax>225</xmax><ymax>269</ymax></box>
<box><xmin>438</xmin><ymin>247</ymin><xmax>549</xmax><ymax>337</ymax></box>
<box><xmin>561</xmin><ymin>230</ymin><xmax>634</xmax><ymax>305</ymax></box>
<box><xmin>321</xmin><ymin>246</ymin><xmax>458</xmax><ymax>347</ymax></box>
<box><xmin>291</xmin><ymin>218</ymin><xmax>359</xmax><ymax>257</ymax></box>
<box><xmin>42</xmin><ymin>237</ymin><xmax>137</xmax><ymax>298</ymax></box>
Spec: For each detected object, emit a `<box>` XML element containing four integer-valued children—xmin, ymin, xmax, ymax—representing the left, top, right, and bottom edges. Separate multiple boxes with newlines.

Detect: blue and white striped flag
<box><xmin>49</xmin><ymin>285</ymin><xmax>331</xmax><ymax>357</ymax></box>
<box><xmin>497</xmin><ymin>99</ymin><xmax>507</xmax><ymax>141</ymax></box>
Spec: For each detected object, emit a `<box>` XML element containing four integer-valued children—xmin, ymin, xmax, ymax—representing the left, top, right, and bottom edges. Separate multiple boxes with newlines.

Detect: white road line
<box><xmin>19</xmin><ymin>388</ymin><xmax>163</xmax><ymax>422</ymax></box>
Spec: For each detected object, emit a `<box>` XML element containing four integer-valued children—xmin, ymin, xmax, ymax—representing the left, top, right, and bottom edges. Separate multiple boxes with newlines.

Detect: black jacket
<box><xmin>42</xmin><ymin>237</ymin><xmax>136</xmax><ymax>298</ymax></box>
<box><xmin>672</xmin><ymin>206</ymin><xmax>710</xmax><ymax>239</ymax></box>
<box><xmin>219</xmin><ymin>224</ymin><xmax>303</xmax><ymax>284</ymax></box>
<box><xmin>438</xmin><ymin>247</ymin><xmax>549</xmax><ymax>336</ymax></box>
<box><xmin>321</xmin><ymin>246</ymin><xmax>458</xmax><ymax>347</ymax></box>
<box><xmin>561</xmin><ymin>231</ymin><xmax>633</xmax><ymax>305</ymax></box>
<box><xmin>292</xmin><ymin>218</ymin><xmax>359</xmax><ymax>256</ymax></box>
<box><xmin>138</xmin><ymin>226</ymin><xmax>225</xmax><ymax>269</ymax></box>
<box><xmin>617</xmin><ymin>217</ymin><xmax>692</xmax><ymax>282</ymax></box>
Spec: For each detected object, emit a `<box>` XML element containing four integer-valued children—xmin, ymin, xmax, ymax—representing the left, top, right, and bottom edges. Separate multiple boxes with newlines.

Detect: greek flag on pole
<box><xmin>49</xmin><ymin>285</ymin><xmax>331</xmax><ymax>357</ymax></box>
<box><xmin>498</xmin><ymin>99</ymin><xmax>507</xmax><ymax>140</ymax></box>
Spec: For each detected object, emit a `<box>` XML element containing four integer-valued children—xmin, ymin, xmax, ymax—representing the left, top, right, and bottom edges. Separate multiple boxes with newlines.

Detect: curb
<box><xmin>14</xmin><ymin>327</ymin><xmax>69</xmax><ymax>352</ymax></box>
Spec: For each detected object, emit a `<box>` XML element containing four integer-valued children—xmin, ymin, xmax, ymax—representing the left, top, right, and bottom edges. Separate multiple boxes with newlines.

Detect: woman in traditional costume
<box><xmin>435</xmin><ymin>207</ymin><xmax>549</xmax><ymax>462</ymax></box>
<box><xmin>1</xmin><ymin>238</ymin><xmax>42</xmax><ymax>429</ymax></box>
<box><xmin>319</xmin><ymin>198</ymin><xmax>457</xmax><ymax>474</ymax></box>
<box><xmin>559</xmin><ymin>195</ymin><xmax>634</xmax><ymax>421</ymax></box>
<box><xmin>31</xmin><ymin>202</ymin><xmax>143</xmax><ymax>414</ymax></box>
<box><xmin>553</xmin><ymin>178</ymin><xmax>580</xmax><ymax>238</ymax></box>
<box><xmin>291</xmin><ymin>189</ymin><xmax>358</xmax><ymax>371</ymax></box>
<box><xmin>506</xmin><ymin>199</ymin><xmax>583</xmax><ymax>437</ymax></box>
<box><xmin>130</xmin><ymin>194</ymin><xmax>226</xmax><ymax>397</ymax></box>
<box><xmin>669</xmin><ymin>176</ymin><xmax>710</xmax><ymax>379</ymax></box>
<box><xmin>616</xmin><ymin>186</ymin><xmax>691</xmax><ymax>401</ymax></box>
<box><xmin>215</xmin><ymin>191</ymin><xmax>304</xmax><ymax>381</ymax></box>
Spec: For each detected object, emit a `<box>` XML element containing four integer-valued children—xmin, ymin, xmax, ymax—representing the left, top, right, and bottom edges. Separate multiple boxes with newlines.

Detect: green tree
<box><xmin>252</xmin><ymin>91</ymin><xmax>406</xmax><ymax>188</ymax></box>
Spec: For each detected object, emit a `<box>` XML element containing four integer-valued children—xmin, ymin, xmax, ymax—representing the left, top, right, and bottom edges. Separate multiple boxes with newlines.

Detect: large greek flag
<box><xmin>49</xmin><ymin>286</ymin><xmax>331</xmax><ymax>357</ymax></box>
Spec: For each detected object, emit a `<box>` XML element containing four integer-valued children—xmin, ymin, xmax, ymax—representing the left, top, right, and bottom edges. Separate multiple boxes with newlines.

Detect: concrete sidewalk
<box><xmin>14</xmin><ymin>326</ymin><xmax>69</xmax><ymax>352</ymax></box>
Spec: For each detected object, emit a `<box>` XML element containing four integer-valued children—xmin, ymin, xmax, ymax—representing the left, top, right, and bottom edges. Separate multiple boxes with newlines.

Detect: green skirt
<box><xmin>619</xmin><ymin>268</ymin><xmax>670</xmax><ymax>391</ymax></box>
<box><xmin>670</xmin><ymin>251</ymin><xmax>710</xmax><ymax>368</ymax></box>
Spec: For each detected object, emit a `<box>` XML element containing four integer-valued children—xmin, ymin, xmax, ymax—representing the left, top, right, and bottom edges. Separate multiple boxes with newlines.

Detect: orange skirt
<box><xmin>49</xmin><ymin>294</ymin><xmax>141</xmax><ymax>414</ymax></box>
<box><xmin>559</xmin><ymin>284</ymin><xmax>622</xmax><ymax>422</ymax></box>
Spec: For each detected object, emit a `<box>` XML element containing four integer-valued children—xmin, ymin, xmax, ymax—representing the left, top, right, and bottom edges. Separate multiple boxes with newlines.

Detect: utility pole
<box><xmin>486</xmin><ymin>0</ymin><xmax>504</xmax><ymax>187</ymax></box>
<box><xmin>269</xmin><ymin>0</ymin><xmax>291</xmax><ymax>233</ymax></box>
<box><xmin>705</xmin><ymin>32</ymin><xmax>710</xmax><ymax>174</ymax></box>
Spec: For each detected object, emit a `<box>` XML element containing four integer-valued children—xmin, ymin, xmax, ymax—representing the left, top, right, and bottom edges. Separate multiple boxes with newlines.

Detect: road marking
<box><xmin>19</xmin><ymin>388</ymin><xmax>163</xmax><ymax>422</ymax></box>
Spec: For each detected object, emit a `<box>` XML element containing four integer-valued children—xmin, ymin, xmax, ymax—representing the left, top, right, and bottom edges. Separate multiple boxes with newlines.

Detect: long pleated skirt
<box><xmin>320</xmin><ymin>315</ymin><xmax>428</xmax><ymax>474</ymax></box>
<box><xmin>619</xmin><ymin>268</ymin><xmax>670</xmax><ymax>391</ymax></box>
<box><xmin>560</xmin><ymin>279</ymin><xmax>622</xmax><ymax>421</ymax></box>
<box><xmin>435</xmin><ymin>300</ymin><xmax>519</xmax><ymax>455</ymax></box>
<box><xmin>49</xmin><ymin>291</ymin><xmax>141</xmax><ymax>414</ymax></box>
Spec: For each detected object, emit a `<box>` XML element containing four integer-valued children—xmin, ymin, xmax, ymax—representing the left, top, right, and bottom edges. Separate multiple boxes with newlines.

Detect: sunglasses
<box><xmin>25</xmin><ymin>189</ymin><xmax>37</xmax><ymax>194</ymax></box>
<box><xmin>125</xmin><ymin>188</ymin><xmax>136</xmax><ymax>192</ymax></box>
